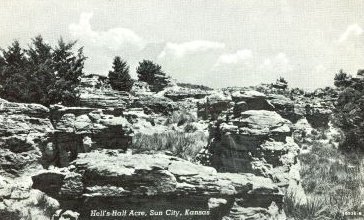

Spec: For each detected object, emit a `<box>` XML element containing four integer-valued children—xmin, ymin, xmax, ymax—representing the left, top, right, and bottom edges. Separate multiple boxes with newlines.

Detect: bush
<box><xmin>333</xmin><ymin>69</ymin><xmax>364</xmax><ymax>151</ymax></box>
<box><xmin>108</xmin><ymin>56</ymin><xmax>133</xmax><ymax>92</ymax></box>
<box><xmin>164</xmin><ymin>110</ymin><xmax>197</xmax><ymax>126</ymax></box>
<box><xmin>334</xmin><ymin>69</ymin><xmax>352</xmax><ymax>88</ymax></box>
<box><xmin>297</xmin><ymin>140</ymin><xmax>363</xmax><ymax>219</ymax></box>
<box><xmin>136</xmin><ymin>60</ymin><xmax>169</xmax><ymax>92</ymax></box>
<box><xmin>132</xmin><ymin>131</ymin><xmax>207</xmax><ymax>162</ymax></box>
<box><xmin>283</xmin><ymin>191</ymin><xmax>331</xmax><ymax>220</ymax></box>
<box><xmin>278</xmin><ymin>76</ymin><xmax>288</xmax><ymax>84</ymax></box>
<box><xmin>0</xmin><ymin>36</ymin><xmax>86</xmax><ymax>106</ymax></box>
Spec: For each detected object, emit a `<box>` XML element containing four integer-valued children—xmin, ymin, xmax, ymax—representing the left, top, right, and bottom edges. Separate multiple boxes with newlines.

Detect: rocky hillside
<box><xmin>0</xmin><ymin>75</ymin><xmax>338</xmax><ymax>219</ymax></box>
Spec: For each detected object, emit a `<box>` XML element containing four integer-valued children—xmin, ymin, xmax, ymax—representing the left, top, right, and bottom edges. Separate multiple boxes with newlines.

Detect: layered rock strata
<box><xmin>32</xmin><ymin>151</ymin><xmax>284</xmax><ymax>219</ymax></box>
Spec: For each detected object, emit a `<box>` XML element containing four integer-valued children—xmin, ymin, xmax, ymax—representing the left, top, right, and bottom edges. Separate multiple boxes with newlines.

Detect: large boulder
<box><xmin>32</xmin><ymin>151</ymin><xmax>284</xmax><ymax>219</ymax></box>
<box><xmin>209</xmin><ymin>110</ymin><xmax>299</xmax><ymax>185</ymax></box>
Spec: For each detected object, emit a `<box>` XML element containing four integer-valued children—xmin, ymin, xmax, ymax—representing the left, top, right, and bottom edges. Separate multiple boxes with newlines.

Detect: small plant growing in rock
<box><xmin>108</xmin><ymin>56</ymin><xmax>133</xmax><ymax>92</ymax></box>
<box><xmin>334</xmin><ymin>69</ymin><xmax>352</xmax><ymax>88</ymax></box>
<box><xmin>278</xmin><ymin>76</ymin><xmax>288</xmax><ymax>84</ymax></box>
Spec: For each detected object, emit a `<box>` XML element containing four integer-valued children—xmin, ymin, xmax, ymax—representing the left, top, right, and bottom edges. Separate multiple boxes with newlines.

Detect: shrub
<box><xmin>297</xmin><ymin>139</ymin><xmax>363</xmax><ymax>219</ymax></box>
<box><xmin>334</xmin><ymin>69</ymin><xmax>352</xmax><ymax>88</ymax></box>
<box><xmin>164</xmin><ymin>110</ymin><xmax>197</xmax><ymax>126</ymax></box>
<box><xmin>283</xmin><ymin>191</ymin><xmax>332</xmax><ymax>220</ymax></box>
<box><xmin>333</xmin><ymin>70</ymin><xmax>364</xmax><ymax>151</ymax></box>
<box><xmin>132</xmin><ymin>131</ymin><xmax>207</xmax><ymax>161</ymax></box>
<box><xmin>108</xmin><ymin>56</ymin><xmax>133</xmax><ymax>92</ymax></box>
<box><xmin>278</xmin><ymin>76</ymin><xmax>288</xmax><ymax>84</ymax></box>
<box><xmin>136</xmin><ymin>60</ymin><xmax>169</xmax><ymax>92</ymax></box>
<box><xmin>0</xmin><ymin>36</ymin><xmax>86</xmax><ymax>106</ymax></box>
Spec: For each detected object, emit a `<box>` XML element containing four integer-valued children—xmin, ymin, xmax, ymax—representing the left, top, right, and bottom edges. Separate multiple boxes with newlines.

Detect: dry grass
<box><xmin>287</xmin><ymin>139</ymin><xmax>364</xmax><ymax>219</ymax></box>
<box><xmin>132</xmin><ymin>131</ymin><xmax>208</xmax><ymax>162</ymax></box>
<box><xmin>283</xmin><ymin>191</ymin><xmax>332</xmax><ymax>220</ymax></box>
<box><xmin>164</xmin><ymin>110</ymin><xmax>197</xmax><ymax>126</ymax></box>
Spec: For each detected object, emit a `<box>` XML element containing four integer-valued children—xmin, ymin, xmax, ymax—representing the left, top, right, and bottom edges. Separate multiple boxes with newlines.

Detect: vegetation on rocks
<box><xmin>0</xmin><ymin>36</ymin><xmax>86</xmax><ymax>106</ymax></box>
<box><xmin>108</xmin><ymin>56</ymin><xmax>133</xmax><ymax>92</ymax></box>
<box><xmin>334</xmin><ymin>70</ymin><xmax>364</xmax><ymax>151</ymax></box>
<box><xmin>136</xmin><ymin>59</ymin><xmax>170</xmax><ymax>92</ymax></box>
<box><xmin>132</xmin><ymin>131</ymin><xmax>207</xmax><ymax>162</ymax></box>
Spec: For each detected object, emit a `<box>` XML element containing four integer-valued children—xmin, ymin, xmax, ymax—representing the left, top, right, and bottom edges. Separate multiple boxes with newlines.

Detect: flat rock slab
<box><xmin>32</xmin><ymin>151</ymin><xmax>284</xmax><ymax>219</ymax></box>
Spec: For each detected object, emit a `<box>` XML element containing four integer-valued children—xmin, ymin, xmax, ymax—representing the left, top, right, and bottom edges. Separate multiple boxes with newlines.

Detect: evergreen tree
<box><xmin>108</xmin><ymin>56</ymin><xmax>133</xmax><ymax>92</ymax></box>
<box><xmin>0</xmin><ymin>40</ymin><xmax>29</xmax><ymax>102</ymax></box>
<box><xmin>0</xmin><ymin>36</ymin><xmax>86</xmax><ymax>106</ymax></box>
<box><xmin>136</xmin><ymin>60</ymin><xmax>169</xmax><ymax>92</ymax></box>
<box><xmin>48</xmin><ymin>38</ymin><xmax>86</xmax><ymax>105</ymax></box>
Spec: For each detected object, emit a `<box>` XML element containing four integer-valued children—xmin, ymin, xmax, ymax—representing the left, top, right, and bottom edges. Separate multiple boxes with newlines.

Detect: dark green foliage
<box><xmin>334</xmin><ymin>69</ymin><xmax>352</xmax><ymax>88</ymax></box>
<box><xmin>108</xmin><ymin>56</ymin><xmax>133</xmax><ymax>92</ymax></box>
<box><xmin>0</xmin><ymin>36</ymin><xmax>86</xmax><ymax>106</ymax></box>
<box><xmin>136</xmin><ymin>60</ymin><xmax>169</xmax><ymax>92</ymax></box>
<box><xmin>278</xmin><ymin>76</ymin><xmax>288</xmax><ymax>84</ymax></box>
<box><xmin>137</xmin><ymin>60</ymin><xmax>162</xmax><ymax>84</ymax></box>
<box><xmin>334</xmin><ymin>69</ymin><xmax>364</xmax><ymax>151</ymax></box>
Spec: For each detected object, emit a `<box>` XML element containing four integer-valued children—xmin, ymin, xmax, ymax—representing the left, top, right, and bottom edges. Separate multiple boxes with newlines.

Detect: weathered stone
<box><xmin>164</xmin><ymin>86</ymin><xmax>211</xmax><ymax>101</ymax></box>
<box><xmin>197</xmin><ymin>93</ymin><xmax>232</xmax><ymax>120</ymax></box>
<box><xmin>50</xmin><ymin>106</ymin><xmax>133</xmax><ymax>167</ymax></box>
<box><xmin>209</xmin><ymin>110</ymin><xmax>297</xmax><ymax>183</ymax></box>
<box><xmin>77</xmin><ymin>75</ymin><xmax>130</xmax><ymax>109</ymax></box>
<box><xmin>52</xmin><ymin>209</ymin><xmax>80</xmax><ymax>220</ymax></box>
<box><xmin>32</xmin><ymin>151</ymin><xmax>283</xmax><ymax>219</ymax></box>
<box><xmin>231</xmin><ymin>91</ymin><xmax>274</xmax><ymax>112</ymax></box>
<box><xmin>0</xmin><ymin>99</ymin><xmax>54</xmax><ymax>176</ymax></box>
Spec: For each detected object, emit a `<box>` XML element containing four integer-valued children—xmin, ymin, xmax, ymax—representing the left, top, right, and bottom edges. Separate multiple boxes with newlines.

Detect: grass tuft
<box><xmin>132</xmin><ymin>131</ymin><xmax>208</xmax><ymax>162</ymax></box>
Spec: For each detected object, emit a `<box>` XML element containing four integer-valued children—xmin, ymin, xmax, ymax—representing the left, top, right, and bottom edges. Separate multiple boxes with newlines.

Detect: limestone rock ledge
<box><xmin>0</xmin><ymin>98</ymin><xmax>54</xmax><ymax>177</ymax></box>
<box><xmin>32</xmin><ymin>151</ymin><xmax>285</xmax><ymax>219</ymax></box>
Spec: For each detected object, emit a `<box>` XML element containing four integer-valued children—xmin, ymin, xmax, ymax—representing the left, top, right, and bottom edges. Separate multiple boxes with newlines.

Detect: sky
<box><xmin>1</xmin><ymin>0</ymin><xmax>364</xmax><ymax>89</ymax></box>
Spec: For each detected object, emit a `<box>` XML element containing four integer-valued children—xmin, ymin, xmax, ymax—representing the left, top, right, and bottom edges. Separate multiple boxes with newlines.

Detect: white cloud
<box><xmin>214</xmin><ymin>49</ymin><xmax>253</xmax><ymax>66</ymax></box>
<box><xmin>69</xmin><ymin>12</ymin><xmax>145</xmax><ymax>51</ymax></box>
<box><xmin>338</xmin><ymin>24</ymin><xmax>363</xmax><ymax>43</ymax></box>
<box><xmin>158</xmin><ymin>40</ymin><xmax>225</xmax><ymax>59</ymax></box>
<box><xmin>259</xmin><ymin>52</ymin><xmax>293</xmax><ymax>74</ymax></box>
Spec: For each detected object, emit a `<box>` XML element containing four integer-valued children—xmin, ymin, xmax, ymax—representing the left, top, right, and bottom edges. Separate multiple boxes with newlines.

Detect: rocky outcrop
<box><xmin>78</xmin><ymin>75</ymin><xmax>130</xmax><ymax>109</ymax></box>
<box><xmin>132</xmin><ymin>95</ymin><xmax>179</xmax><ymax>115</ymax></box>
<box><xmin>49</xmin><ymin>105</ymin><xmax>133</xmax><ymax>167</ymax></box>
<box><xmin>231</xmin><ymin>91</ymin><xmax>274</xmax><ymax>113</ymax></box>
<box><xmin>209</xmin><ymin>110</ymin><xmax>299</xmax><ymax>184</ymax></box>
<box><xmin>0</xmin><ymin>99</ymin><xmax>54</xmax><ymax>177</ymax></box>
<box><xmin>197</xmin><ymin>93</ymin><xmax>232</xmax><ymax>120</ymax></box>
<box><xmin>267</xmin><ymin>94</ymin><xmax>298</xmax><ymax>122</ymax></box>
<box><xmin>32</xmin><ymin>151</ymin><xmax>284</xmax><ymax>219</ymax></box>
<box><xmin>164</xmin><ymin>86</ymin><xmax>211</xmax><ymax>101</ymax></box>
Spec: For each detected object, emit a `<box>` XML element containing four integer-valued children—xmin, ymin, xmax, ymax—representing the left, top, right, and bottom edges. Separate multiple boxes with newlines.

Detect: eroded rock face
<box><xmin>32</xmin><ymin>151</ymin><xmax>284</xmax><ymax>219</ymax></box>
<box><xmin>0</xmin><ymin>99</ymin><xmax>54</xmax><ymax>177</ymax></box>
<box><xmin>50</xmin><ymin>105</ymin><xmax>133</xmax><ymax>167</ymax></box>
<box><xmin>78</xmin><ymin>75</ymin><xmax>130</xmax><ymax>109</ymax></box>
<box><xmin>197</xmin><ymin>93</ymin><xmax>232</xmax><ymax>120</ymax></box>
<box><xmin>164</xmin><ymin>86</ymin><xmax>211</xmax><ymax>101</ymax></box>
<box><xmin>209</xmin><ymin>109</ymin><xmax>299</xmax><ymax>186</ymax></box>
<box><xmin>231</xmin><ymin>91</ymin><xmax>274</xmax><ymax>113</ymax></box>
